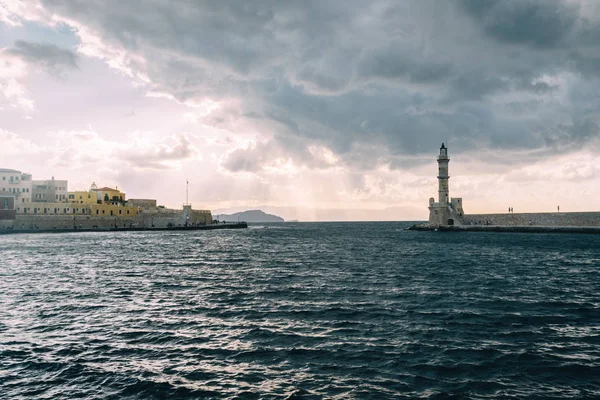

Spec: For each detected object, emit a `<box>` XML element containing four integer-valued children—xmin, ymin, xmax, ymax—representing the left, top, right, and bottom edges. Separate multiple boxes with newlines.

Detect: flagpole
<box><xmin>186</xmin><ymin>179</ymin><xmax>189</xmax><ymax>205</ymax></box>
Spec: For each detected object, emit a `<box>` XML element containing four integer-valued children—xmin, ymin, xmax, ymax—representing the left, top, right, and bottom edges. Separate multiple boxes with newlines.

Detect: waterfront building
<box><xmin>89</xmin><ymin>183</ymin><xmax>126</xmax><ymax>205</ymax></box>
<box><xmin>15</xmin><ymin>201</ymin><xmax>138</xmax><ymax>217</ymax></box>
<box><xmin>68</xmin><ymin>183</ymin><xmax>127</xmax><ymax>205</ymax></box>
<box><xmin>31</xmin><ymin>177</ymin><xmax>68</xmax><ymax>203</ymax></box>
<box><xmin>68</xmin><ymin>190</ymin><xmax>98</xmax><ymax>205</ymax></box>
<box><xmin>0</xmin><ymin>193</ymin><xmax>16</xmax><ymax>224</ymax></box>
<box><xmin>0</xmin><ymin>168</ymin><xmax>33</xmax><ymax>202</ymax></box>
<box><xmin>21</xmin><ymin>183</ymin><xmax>136</xmax><ymax>217</ymax></box>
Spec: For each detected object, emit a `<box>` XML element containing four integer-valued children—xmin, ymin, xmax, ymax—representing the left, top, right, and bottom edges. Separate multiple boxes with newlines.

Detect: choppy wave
<box><xmin>1</xmin><ymin>223</ymin><xmax>599</xmax><ymax>399</ymax></box>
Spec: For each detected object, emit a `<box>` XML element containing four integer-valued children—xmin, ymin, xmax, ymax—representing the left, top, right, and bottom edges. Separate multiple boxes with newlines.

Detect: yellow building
<box><xmin>68</xmin><ymin>191</ymin><xmax>97</xmax><ymax>205</ymax></box>
<box><xmin>90</xmin><ymin>203</ymin><xmax>137</xmax><ymax>217</ymax></box>
<box><xmin>17</xmin><ymin>202</ymin><xmax>94</xmax><ymax>215</ymax></box>
<box><xmin>91</xmin><ymin>185</ymin><xmax>126</xmax><ymax>205</ymax></box>
<box><xmin>52</xmin><ymin>183</ymin><xmax>137</xmax><ymax>217</ymax></box>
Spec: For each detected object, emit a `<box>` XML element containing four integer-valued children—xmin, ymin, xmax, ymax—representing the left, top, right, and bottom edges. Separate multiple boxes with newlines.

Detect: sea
<box><xmin>1</xmin><ymin>222</ymin><xmax>599</xmax><ymax>399</ymax></box>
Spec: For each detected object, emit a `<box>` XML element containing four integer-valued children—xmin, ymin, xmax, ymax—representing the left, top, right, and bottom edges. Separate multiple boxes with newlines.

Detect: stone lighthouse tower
<box><xmin>438</xmin><ymin>143</ymin><xmax>449</xmax><ymax>204</ymax></box>
<box><xmin>428</xmin><ymin>143</ymin><xmax>463</xmax><ymax>226</ymax></box>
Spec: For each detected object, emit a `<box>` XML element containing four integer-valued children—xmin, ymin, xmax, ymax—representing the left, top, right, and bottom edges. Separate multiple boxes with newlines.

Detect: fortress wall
<box><xmin>190</xmin><ymin>210</ymin><xmax>213</xmax><ymax>225</ymax></box>
<box><xmin>11</xmin><ymin>215</ymin><xmax>139</xmax><ymax>230</ymax></box>
<box><xmin>0</xmin><ymin>220</ymin><xmax>13</xmax><ymax>229</ymax></box>
<box><xmin>463</xmin><ymin>212</ymin><xmax>600</xmax><ymax>227</ymax></box>
<box><xmin>3</xmin><ymin>209</ymin><xmax>213</xmax><ymax>231</ymax></box>
<box><xmin>138</xmin><ymin>209</ymin><xmax>212</xmax><ymax>227</ymax></box>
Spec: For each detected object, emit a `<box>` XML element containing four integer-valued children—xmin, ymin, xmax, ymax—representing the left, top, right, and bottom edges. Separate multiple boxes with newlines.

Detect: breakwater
<box><xmin>409</xmin><ymin>223</ymin><xmax>600</xmax><ymax>234</ymax></box>
<box><xmin>463</xmin><ymin>212</ymin><xmax>600</xmax><ymax>227</ymax></box>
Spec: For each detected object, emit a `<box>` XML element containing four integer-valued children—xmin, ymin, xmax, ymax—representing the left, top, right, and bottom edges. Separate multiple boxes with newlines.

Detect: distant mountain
<box><xmin>216</xmin><ymin>210</ymin><xmax>284</xmax><ymax>223</ymax></box>
<box><xmin>213</xmin><ymin>204</ymin><xmax>426</xmax><ymax>221</ymax></box>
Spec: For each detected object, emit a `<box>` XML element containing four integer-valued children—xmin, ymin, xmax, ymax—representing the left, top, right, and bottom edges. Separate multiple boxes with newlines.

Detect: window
<box><xmin>127</xmin><ymin>210</ymin><xmax>130</xmax><ymax>214</ymax></box>
<box><xmin>119</xmin><ymin>210</ymin><xmax>122</xmax><ymax>215</ymax></box>
<box><xmin>102</xmin><ymin>210</ymin><xmax>105</xmax><ymax>214</ymax></box>
<box><xmin>96</xmin><ymin>210</ymin><xmax>99</xmax><ymax>214</ymax></box>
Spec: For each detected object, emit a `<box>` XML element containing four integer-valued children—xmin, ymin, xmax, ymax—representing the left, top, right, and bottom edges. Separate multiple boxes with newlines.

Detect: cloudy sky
<box><xmin>2</xmin><ymin>0</ymin><xmax>600</xmax><ymax>221</ymax></box>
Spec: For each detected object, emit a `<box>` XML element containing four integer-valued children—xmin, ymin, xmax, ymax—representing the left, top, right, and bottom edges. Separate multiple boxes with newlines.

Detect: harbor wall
<box><xmin>463</xmin><ymin>212</ymin><xmax>600</xmax><ymax>227</ymax></box>
<box><xmin>1</xmin><ymin>209</ymin><xmax>213</xmax><ymax>231</ymax></box>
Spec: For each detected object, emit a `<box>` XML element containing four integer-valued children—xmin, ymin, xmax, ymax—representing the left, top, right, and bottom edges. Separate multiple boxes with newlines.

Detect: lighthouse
<box><xmin>428</xmin><ymin>143</ymin><xmax>463</xmax><ymax>226</ymax></box>
<box><xmin>438</xmin><ymin>143</ymin><xmax>449</xmax><ymax>204</ymax></box>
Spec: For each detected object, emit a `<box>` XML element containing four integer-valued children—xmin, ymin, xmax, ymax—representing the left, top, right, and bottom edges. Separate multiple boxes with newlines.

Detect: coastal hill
<box><xmin>216</xmin><ymin>210</ymin><xmax>284</xmax><ymax>223</ymax></box>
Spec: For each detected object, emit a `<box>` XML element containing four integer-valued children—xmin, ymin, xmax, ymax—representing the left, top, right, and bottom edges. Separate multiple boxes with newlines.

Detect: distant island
<box><xmin>217</xmin><ymin>210</ymin><xmax>284</xmax><ymax>223</ymax></box>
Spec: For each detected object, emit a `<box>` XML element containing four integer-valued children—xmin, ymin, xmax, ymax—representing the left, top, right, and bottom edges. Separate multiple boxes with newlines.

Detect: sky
<box><xmin>2</xmin><ymin>0</ymin><xmax>600</xmax><ymax>221</ymax></box>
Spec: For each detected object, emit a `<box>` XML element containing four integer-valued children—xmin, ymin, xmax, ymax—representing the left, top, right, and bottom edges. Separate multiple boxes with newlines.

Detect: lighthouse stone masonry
<box><xmin>428</xmin><ymin>143</ymin><xmax>464</xmax><ymax>226</ymax></box>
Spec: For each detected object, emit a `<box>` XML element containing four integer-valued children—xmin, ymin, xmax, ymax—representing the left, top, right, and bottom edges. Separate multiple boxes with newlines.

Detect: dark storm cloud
<box><xmin>27</xmin><ymin>0</ymin><xmax>600</xmax><ymax>171</ymax></box>
<box><xmin>460</xmin><ymin>0</ymin><xmax>579</xmax><ymax>48</ymax></box>
<box><xmin>6</xmin><ymin>40</ymin><xmax>78</xmax><ymax>74</ymax></box>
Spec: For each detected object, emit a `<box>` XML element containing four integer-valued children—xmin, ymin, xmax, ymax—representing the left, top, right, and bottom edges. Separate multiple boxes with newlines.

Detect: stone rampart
<box><xmin>1</xmin><ymin>208</ymin><xmax>213</xmax><ymax>231</ymax></box>
<box><xmin>11</xmin><ymin>215</ymin><xmax>138</xmax><ymax>230</ymax></box>
<box><xmin>463</xmin><ymin>212</ymin><xmax>600</xmax><ymax>227</ymax></box>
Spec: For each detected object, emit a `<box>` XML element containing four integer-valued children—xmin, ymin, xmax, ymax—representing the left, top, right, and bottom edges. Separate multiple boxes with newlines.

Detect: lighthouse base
<box><xmin>428</xmin><ymin>197</ymin><xmax>465</xmax><ymax>226</ymax></box>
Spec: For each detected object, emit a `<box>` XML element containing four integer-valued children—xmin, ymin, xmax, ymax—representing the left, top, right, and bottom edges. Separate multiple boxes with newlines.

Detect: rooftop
<box><xmin>91</xmin><ymin>187</ymin><xmax>122</xmax><ymax>192</ymax></box>
<box><xmin>0</xmin><ymin>168</ymin><xmax>21</xmax><ymax>173</ymax></box>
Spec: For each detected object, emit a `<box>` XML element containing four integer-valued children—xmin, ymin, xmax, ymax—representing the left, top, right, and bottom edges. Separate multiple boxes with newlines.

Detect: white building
<box><xmin>32</xmin><ymin>177</ymin><xmax>68</xmax><ymax>203</ymax></box>
<box><xmin>0</xmin><ymin>168</ymin><xmax>33</xmax><ymax>203</ymax></box>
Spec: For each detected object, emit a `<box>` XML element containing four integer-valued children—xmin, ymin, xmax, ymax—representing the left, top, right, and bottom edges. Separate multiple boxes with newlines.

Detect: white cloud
<box><xmin>0</xmin><ymin>50</ymin><xmax>34</xmax><ymax>110</ymax></box>
<box><xmin>0</xmin><ymin>128</ymin><xmax>44</xmax><ymax>154</ymax></box>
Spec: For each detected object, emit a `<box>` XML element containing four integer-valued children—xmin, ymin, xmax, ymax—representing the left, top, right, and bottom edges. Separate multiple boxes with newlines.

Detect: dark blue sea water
<box><xmin>1</xmin><ymin>222</ymin><xmax>599</xmax><ymax>399</ymax></box>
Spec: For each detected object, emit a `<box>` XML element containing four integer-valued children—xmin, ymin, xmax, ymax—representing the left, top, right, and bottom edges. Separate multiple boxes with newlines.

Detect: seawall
<box><xmin>409</xmin><ymin>224</ymin><xmax>600</xmax><ymax>234</ymax></box>
<box><xmin>0</xmin><ymin>222</ymin><xmax>248</xmax><ymax>235</ymax></box>
<box><xmin>463</xmin><ymin>212</ymin><xmax>600</xmax><ymax>227</ymax></box>
<box><xmin>0</xmin><ymin>209</ymin><xmax>213</xmax><ymax>231</ymax></box>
